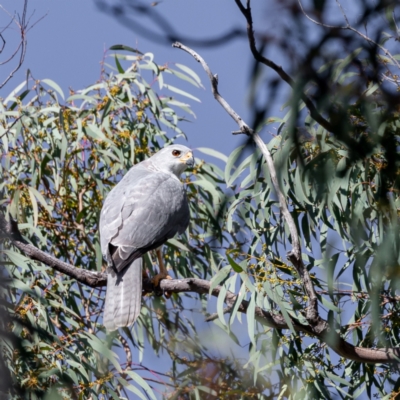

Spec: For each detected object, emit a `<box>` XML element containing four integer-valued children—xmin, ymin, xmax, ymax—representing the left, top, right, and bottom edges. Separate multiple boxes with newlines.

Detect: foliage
<box><xmin>0</xmin><ymin>48</ymin><xmax>229</xmax><ymax>399</ymax></box>
<box><xmin>2</xmin><ymin>1</ymin><xmax>400</xmax><ymax>399</ymax></box>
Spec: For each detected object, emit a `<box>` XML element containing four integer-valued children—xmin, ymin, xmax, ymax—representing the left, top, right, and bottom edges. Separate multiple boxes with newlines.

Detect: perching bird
<box><xmin>99</xmin><ymin>144</ymin><xmax>194</xmax><ymax>331</ymax></box>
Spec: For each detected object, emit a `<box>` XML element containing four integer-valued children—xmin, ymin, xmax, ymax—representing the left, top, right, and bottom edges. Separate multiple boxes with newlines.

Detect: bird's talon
<box><xmin>151</xmin><ymin>273</ymin><xmax>172</xmax><ymax>287</ymax></box>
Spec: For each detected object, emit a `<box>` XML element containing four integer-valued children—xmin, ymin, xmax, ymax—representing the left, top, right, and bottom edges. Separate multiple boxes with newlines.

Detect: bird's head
<box><xmin>151</xmin><ymin>144</ymin><xmax>194</xmax><ymax>177</ymax></box>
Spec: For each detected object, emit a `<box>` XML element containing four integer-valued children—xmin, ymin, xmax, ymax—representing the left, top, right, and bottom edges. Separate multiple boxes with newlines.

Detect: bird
<box><xmin>99</xmin><ymin>144</ymin><xmax>194</xmax><ymax>331</ymax></box>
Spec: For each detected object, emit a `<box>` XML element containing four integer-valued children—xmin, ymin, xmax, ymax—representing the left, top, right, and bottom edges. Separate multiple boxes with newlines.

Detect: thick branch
<box><xmin>156</xmin><ymin>278</ymin><xmax>400</xmax><ymax>363</ymax></box>
<box><xmin>0</xmin><ymin>214</ymin><xmax>106</xmax><ymax>288</ymax></box>
<box><xmin>172</xmin><ymin>41</ymin><xmax>319</xmax><ymax>324</ymax></box>
<box><xmin>1</xmin><ymin>214</ymin><xmax>399</xmax><ymax>363</ymax></box>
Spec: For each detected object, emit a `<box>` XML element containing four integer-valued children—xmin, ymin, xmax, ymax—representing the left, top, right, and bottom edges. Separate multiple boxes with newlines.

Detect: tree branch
<box><xmin>170</xmin><ymin>40</ymin><xmax>400</xmax><ymax>364</ymax></box>
<box><xmin>158</xmin><ymin>278</ymin><xmax>400</xmax><ymax>363</ymax></box>
<box><xmin>0</xmin><ymin>1</ymin><xmax>47</xmax><ymax>90</ymax></box>
<box><xmin>0</xmin><ymin>214</ymin><xmax>106</xmax><ymax>288</ymax></box>
<box><xmin>0</xmin><ymin>1</ymin><xmax>28</xmax><ymax>89</ymax></box>
<box><xmin>172</xmin><ymin>41</ymin><xmax>319</xmax><ymax>324</ymax></box>
<box><xmin>1</xmin><ymin>213</ymin><xmax>399</xmax><ymax>363</ymax></box>
<box><xmin>298</xmin><ymin>0</ymin><xmax>400</xmax><ymax>70</ymax></box>
<box><xmin>233</xmin><ymin>0</ymin><xmax>336</xmax><ymax>135</ymax></box>
<box><xmin>94</xmin><ymin>0</ymin><xmax>245</xmax><ymax>49</ymax></box>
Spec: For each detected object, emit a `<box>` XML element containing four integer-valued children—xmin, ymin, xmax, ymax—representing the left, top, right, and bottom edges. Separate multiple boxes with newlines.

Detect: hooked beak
<box><xmin>179</xmin><ymin>151</ymin><xmax>194</xmax><ymax>168</ymax></box>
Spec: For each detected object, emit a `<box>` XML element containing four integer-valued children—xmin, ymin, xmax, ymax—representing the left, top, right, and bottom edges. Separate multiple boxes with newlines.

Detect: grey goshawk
<box><xmin>99</xmin><ymin>145</ymin><xmax>194</xmax><ymax>331</ymax></box>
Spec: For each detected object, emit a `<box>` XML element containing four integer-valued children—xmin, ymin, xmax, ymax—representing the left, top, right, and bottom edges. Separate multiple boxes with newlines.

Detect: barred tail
<box><xmin>103</xmin><ymin>258</ymin><xmax>142</xmax><ymax>331</ymax></box>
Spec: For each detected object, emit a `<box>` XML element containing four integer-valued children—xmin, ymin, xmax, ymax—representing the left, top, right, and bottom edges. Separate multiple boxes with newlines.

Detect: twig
<box><xmin>172</xmin><ymin>41</ymin><xmax>319</xmax><ymax>325</ymax></box>
<box><xmin>0</xmin><ymin>115</ymin><xmax>23</xmax><ymax>140</ymax></box>
<box><xmin>298</xmin><ymin>0</ymin><xmax>400</xmax><ymax>70</ymax></box>
<box><xmin>0</xmin><ymin>1</ymin><xmax>47</xmax><ymax>90</ymax></box>
<box><xmin>0</xmin><ymin>0</ymin><xmax>28</xmax><ymax>89</ymax></box>
<box><xmin>205</xmin><ymin>306</ymin><xmax>232</xmax><ymax>322</ymax></box>
<box><xmin>119</xmin><ymin>335</ymin><xmax>132</xmax><ymax>372</ymax></box>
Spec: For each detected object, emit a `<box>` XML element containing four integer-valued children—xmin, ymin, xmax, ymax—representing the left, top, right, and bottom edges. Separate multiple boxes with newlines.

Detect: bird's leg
<box><xmin>151</xmin><ymin>247</ymin><xmax>172</xmax><ymax>287</ymax></box>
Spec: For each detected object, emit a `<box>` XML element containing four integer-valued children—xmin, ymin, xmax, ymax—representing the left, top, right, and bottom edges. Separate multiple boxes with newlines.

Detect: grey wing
<box><xmin>100</xmin><ymin>166</ymin><xmax>189</xmax><ymax>272</ymax></box>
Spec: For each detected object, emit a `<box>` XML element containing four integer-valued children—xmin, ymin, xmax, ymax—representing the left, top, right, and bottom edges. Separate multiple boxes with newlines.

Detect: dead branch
<box><xmin>0</xmin><ymin>1</ymin><xmax>47</xmax><ymax>90</ymax></box>
<box><xmin>0</xmin><ymin>1</ymin><xmax>28</xmax><ymax>89</ymax></box>
<box><xmin>172</xmin><ymin>41</ymin><xmax>319</xmax><ymax>324</ymax></box>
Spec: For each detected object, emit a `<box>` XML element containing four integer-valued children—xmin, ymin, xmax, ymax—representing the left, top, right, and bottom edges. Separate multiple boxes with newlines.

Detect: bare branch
<box><xmin>0</xmin><ymin>1</ymin><xmax>28</xmax><ymax>89</ymax></box>
<box><xmin>297</xmin><ymin>0</ymin><xmax>345</xmax><ymax>28</ymax></box>
<box><xmin>172</xmin><ymin>41</ymin><xmax>319</xmax><ymax>324</ymax></box>
<box><xmin>0</xmin><ymin>115</ymin><xmax>24</xmax><ymax>140</ymax></box>
<box><xmin>0</xmin><ymin>1</ymin><xmax>46</xmax><ymax>90</ymax></box>
<box><xmin>172</xmin><ymin>42</ymin><xmax>251</xmax><ymax>136</ymax></box>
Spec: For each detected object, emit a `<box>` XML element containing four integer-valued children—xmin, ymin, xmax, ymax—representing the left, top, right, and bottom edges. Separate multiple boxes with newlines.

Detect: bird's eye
<box><xmin>172</xmin><ymin>150</ymin><xmax>181</xmax><ymax>157</ymax></box>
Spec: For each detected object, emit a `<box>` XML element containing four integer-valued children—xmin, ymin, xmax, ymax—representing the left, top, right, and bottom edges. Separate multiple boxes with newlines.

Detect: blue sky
<box><xmin>0</xmin><ymin>0</ymin><xmax>285</xmax><ymax>157</ymax></box>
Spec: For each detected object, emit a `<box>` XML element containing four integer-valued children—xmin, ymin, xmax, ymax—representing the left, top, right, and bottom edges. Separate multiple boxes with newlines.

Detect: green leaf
<box><xmin>116</xmin><ymin>377</ymin><xmax>148</xmax><ymax>400</ymax></box>
<box><xmin>247</xmin><ymin>291</ymin><xmax>256</xmax><ymax>347</ymax></box>
<box><xmin>27</xmin><ymin>187</ymin><xmax>39</xmax><ymax>227</ymax></box>
<box><xmin>229</xmin><ymin>281</ymin><xmax>246</xmax><ymax>326</ymax></box>
<box><xmin>2</xmin><ymin>250</ymin><xmax>30</xmax><ymax>270</ymax></box>
<box><xmin>209</xmin><ymin>265</ymin><xmax>231</xmax><ymax>292</ymax></box>
<box><xmin>263</xmin><ymin>280</ymin><xmax>296</xmax><ymax>334</ymax></box>
<box><xmin>197</xmin><ymin>386</ymin><xmax>218</xmax><ymax>396</ymax></box>
<box><xmin>126</xmin><ymin>370</ymin><xmax>157</xmax><ymax>400</ymax></box>
<box><xmin>84</xmin><ymin>334</ymin><xmax>121</xmax><ymax>373</ymax></box>
<box><xmin>167</xmin><ymin>238</ymin><xmax>190</xmax><ymax>252</ymax></box>
<box><xmin>163</xmin><ymin>83</ymin><xmax>201</xmax><ymax>102</ymax></box>
<box><xmin>41</xmin><ymin>79</ymin><xmax>65</xmax><ymax>100</ymax></box>
<box><xmin>4</xmin><ymin>80</ymin><xmax>28</xmax><ymax>104</ymax></box>
<box><xmin>109</xmin><ymin>44</ymin><xmax>143</xmax><ymax>54</ymax></box>
<box><xmin>225</xmin><ymin>145</ymin><xmax>245</xmax><ymax>185</ymax></box>
<box><xmin>66</xmin><ymin>360</ymin><xmax>89</xmax><ymax>381</ymax></box>
<box><xmin>226</xmin><ymin>254</ymin><xmax>243</xmax><ymax>273</ymax></box>
<box><xmin>114</xmin><ymin>55</ymin><xmax>125</xmax><ymax>73</ymax></box>
<box><xmin>175</xmin><ymin>63</ymin><xmax>203</xmax><ymax>88</ymax></box>
<box><xmin>196</xmin><ymin>147</ymin><xmax>228</xmax><ymax>163</ymax></box>
<box><xmin>217</xmin><ymin>282</ymin><xmax>228</xmax><ymax>326</ymax></box>
<box><xmin>27</xmin><ymin>186</ymin><xmax>53</xmax><ymax>215</ymax></box>
<box><xmin>325</xmin><ymin>370</ymin><xmax>352</xmax><ymax>387</ymax></box>
<box><xmin>191</xmin><ymin>178</ymin><xmax>222</xmax><ymax>205</ymax></box>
